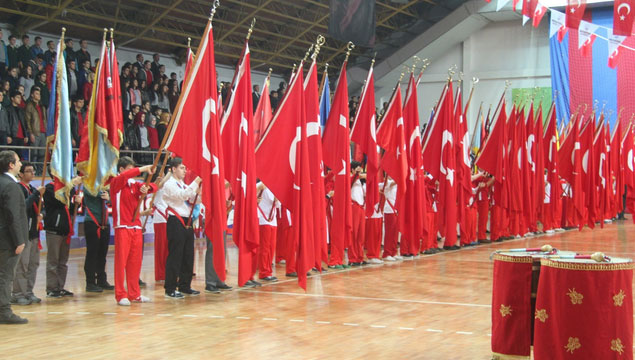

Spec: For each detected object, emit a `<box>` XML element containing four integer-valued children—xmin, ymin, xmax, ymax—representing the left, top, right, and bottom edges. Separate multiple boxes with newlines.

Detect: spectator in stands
<box><xmin>30</xmin><ymin>36</ymin><xmax>43</xmax><ymax>60</ymax></box>
<box><xmin>70</xmin><ymin>96</ymin><xmax>85</xmax><ymax>148</ymax></box>
<box><xmin>120</xmin><ymin>63</ymin><xmax>131</xmax><ymax>82</ymax></box>
<box><xmin>16</xmin><ymin>85</ymin><xmax>26</xmax><ymax>109</ymax></box>
<box><xmin>121</xmin><ymin>78</ymin><xmax>131</xmax><ymax>113</ymax></box>
<box><xmin>277</xmin><ymin>81</ymin><xmax>286</xmax><ymax>98</ymax></box>
<box><xmin>149</xmin><ymin>82</ymin><xmax>160</xmax><ymax>108</ymax></box>
<box><xmin>7</xmin><ymin>35</ymin><xmax>18</xmax><ymax>71</ymax></box>
<box><xmin>0</xmin><ymin>29</ymin><xmax>7</xmax><ymax>77</ymax></box>
<box><xmin>18</xmin><ymin>66</ymin><xmax>34</xmax><ymax>100</ymax></box>
<box><xmin>27</xmin><ymin>54</ymin><xmax>43</xmax><ymax>78</ymax></box>
<box><xmin>44</xmin><ymin>40</ymin><xmax>55</xmax><ymax>66</ymax></box>
<box><xmin>63</xmin><ymin>38</ymin><xmax>75</xmax><ymax>64</ymax></box>
<box><xmin>157</xmin><ymin>84</ymin><xmax>169</xmax><ymax>111</ymax></box>
<box><xmin>129</xmin><ymin>78</ymin><xmax>142</xmax><ymax>107</ymax></box>
<box><xmin>78</xmin><ymin>59</ymin><xmax>91</xmax><ymax>93</ymax></box>
<box><xmin>0</xmin><ymin>92</ymin><xmax>8</xmax><ymax>145</ymax></box>
<box><xmin>151</xmin><ymin>53</ymin><xmax>161</xmax><ymax>79</ymax></box>
<box><xmin>17</xmin><ymin>35</ymin><xmax>31</xmax><ymax>69</ymax></box>
<box><xmin>130</xmin><ymin>65</ymin><xmax>140</xmax><ymax>83</ymax></box>
<box><xmin>7</xmin><ymin>67</ymin><xmax>19</xmax><ymax>91</ymax></box>
<box><xmin>270</xmin><ymin>90</ymin><xmax>279</xmax><ymax>112</ymax></box>
<box><xmin>146</xmin><ymin>112</ymin><xmax>159</xmax><ymax>151</ymax></box>
<box><xmin>156</xmin><ymin>111</ymin><xmax>169</xmax><ymax>145</ymax></box>
<box><xmin>139</xmin><ymin>80</ymin><xmax>150</xmax><ymax>104</ymax></box>
<box><xmin>34</xmin><ymin>71</ymin><xmax>48</xmax><ymax>109</ymax></box>
<box><xmin>168</xmin><ymin>81</ymin><xmax>179</xmax><ymax>113</ymax></box>
<box><xmin>83</xmin><ymin>71</ymin><xmax>94</xmax><ymax>104</ymax></box>
<box><xmin>7</xmin><ymin>90</ymin><xmax>28</xmax><ymax>154</ymax></box>
<box><xmin>1</xmin><ymin>81</ymin><xmax>10</xmax><ymax>107</ymax></box>
<box><xmin>44</xmin><ymin>55</ymin><xmax>54</xmax><ymax>89</ymax></box>
<box><xmin>135</xmin><ymin>112</ymin><xmax>150</xmax><ymax>163</ymax></box>
<box><xmin>252</xmin><ymin>84</ymin><xmax>260</xmax><ymax>112</ymax></box>
<box><xmin>143</xmin><ymin>60</ymin><xmax>153</xmax><ymax>86</ymax></box>
<box><xmin>158</xmin><ymin>64</ymin><xmax>166</xmax><ymax>80</ymax></box>
<box><xmin>24</xmin><ymin>86</ymin><xmax>46</xmax><ymax>173</ymax></box>
<box><xmin>133</xmin><ymin>54</ymin><xmax>144</xmax><ymax>73</ymax></box>
<box><xmin>67</xmin><ymin>59</ymin><xmax>78</xmax><ymax>98</ymax></box>
<box><xmin>75</xmin><ymin>39</ymin><xmax>90</xmax><ymax>66</ymax></box>
<box><xmin>170</xmin><ymin>72</ymin><xmax>177</xmax><ymax>82</ymax></box>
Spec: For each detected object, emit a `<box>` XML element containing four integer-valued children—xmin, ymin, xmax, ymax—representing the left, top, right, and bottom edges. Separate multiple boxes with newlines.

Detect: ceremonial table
<box><xmin>491</xmin><ymin>250</ymin><xmax>633</xmax><ymax>360</ymax></box>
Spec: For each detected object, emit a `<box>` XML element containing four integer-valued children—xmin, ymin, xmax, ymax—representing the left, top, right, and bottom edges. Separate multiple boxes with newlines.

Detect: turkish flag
<box><xmin>610</xmin><ymin>120</ymin><xmax>623</xmax><ymax>216</ymax></box>
<box><xmin>533</xmin><ymin>3</ymin><xmax>548</xmax><ymax>28</ymax></box>
<box><xmin>594</xmin><ymin>120</ymin><xmax>609</xmax><ymax>225</ymax></box>
<box><xmin>219</xmin><ymin>42</ymin><xmax>260</xmax><ymax>287</ymax></box>
<box><xmin>422</xmin><ymin>82</ymin><xmax>457</xmax><ymax>247</ymax></box>
<box><xmin>350</xmin><ymin>64</ymin><xmax>379</xmax><ymax>217</ymax></box>
<box><xmin>523</xmin><ymin>105</ymin><xmax>536</xmax><ymax>231</ymax></box>
<box><xmin>579</xmin><ymin>116</ymin><xmax>596</xmax><ymax>228</ymax></box>
<box><xmin>184</xmin><ymin>47</ymin><xmax>194</xmax><ymax>83</ymax></box>
<box><xmin>614</xmin><ymin>0</ymin><xmax>635</xmax><ymax>36</ymax></box>
<box><xmin>165</xmin><ymin>21</ymin><xmax>227</xmax><ymax>280</ymax></box>
<box><xmin>303</xmin><ymin>60</ymin><xmax>327</xmax><ymax>271</ymax></box>
<box><xmin>321</xmin><ymin>62</ymin><xmax>352</xmax><ymax>265</ymax></box>
<box><xmin>476</xmin><ymin>100</ymin><xmax>508</xmax><ymax>206</ymax></box>
<box><xmin>543</xmin><ymin>104</ymin><xmax>560</xmax><ymax>226</ymax></box>
<box><xmin>533</xmin><ymin>104</ymin><xmax>545</xmax><ymax>226</ymax></box>
<box><xmin>376</xmin><ymin>85</ymin><xmax>407</xmax><ymax>210</ymax></box>
<box><xmin>400</xmin><ymin>73</ymin><xmax>428</xmax><ymax>248</ymax></box>
<box><xmin>454</xmin><ymin>86</ymin><xmax>471</xmax><ymax>237</ymax></box>
<box><xmin>566</xmin><ymin>0</ymin><xmax>587</xmax><ymax>29</ymax></box>
<box><xmin>508</xmin><ymin>106</ymin><xmax>524</xmax><ymax>215</ymax></box>
<box><xmin>253</xmin><ymin>76</ymin><xmax>273</xmax><ymax>145</ymax></box>
<box><xmin>622</xmin><ymin>123</ymin><xmax>635</xmax><ymax>219</ymax></box>
<box><xmin>522</xmin><ymin>0</ymin><xmax>538</xmax><ymax>26</ymax></box>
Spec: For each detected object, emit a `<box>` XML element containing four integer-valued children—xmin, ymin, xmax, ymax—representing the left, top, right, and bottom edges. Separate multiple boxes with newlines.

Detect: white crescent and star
<box><xmin>526</xmin><ymin>134</ymin><xmax>535</xmax><ymax>172</ymax></box>
<box><xmin>440</xmin><ymin>130</ymin><xmax>454</xmax><ymax>186</ymax></box>
<box><xmin>202</xmin><ymin>98</ymin><xmax>216</xmax><ymax>162</ymax></box>
<box><xmin>618</xmin><ymin>3</ymin><xmax>631</xmax><ymax>21</ymax></box>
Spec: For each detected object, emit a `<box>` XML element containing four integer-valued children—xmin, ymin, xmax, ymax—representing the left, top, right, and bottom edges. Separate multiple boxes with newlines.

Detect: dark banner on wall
<box><xmin>328</xmin><ymin>0</ymin><xmax>376</xmax><ymax>47</ymax></box>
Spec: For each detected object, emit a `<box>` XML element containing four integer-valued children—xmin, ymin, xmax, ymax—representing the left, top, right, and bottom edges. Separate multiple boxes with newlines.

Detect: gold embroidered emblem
<box><xmin>613</xmin><ymin>290</ymin><xmax>625</xmax><ymax>307</ymax></box>
<box><xmin>611</xmin><ymin>338</ymin><xmax>625</xmax><ymax>354</ymax></box>
<box><xmin>567</xmin><ymin>288</ymin><xmax>583</xmax><ymax>305</ymax></box>
<box><xmin>499</xmin><ymin>304</ymin><xmax>512</xmax><ymax>317</ymax></box>
<box><xmin>535</xmin><ymin>309</ymin><xmax>548</xmax><ymax>323</ymax></box>
<box><xmin>564</xmin><ymin>337</ymin><xmax>581</xmax><ymax>354</ymax></box>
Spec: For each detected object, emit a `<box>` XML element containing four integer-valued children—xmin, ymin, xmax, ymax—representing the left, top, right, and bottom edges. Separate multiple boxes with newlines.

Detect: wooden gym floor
<box><xmin>0</xmin><ymin>220</ymin><xmax>634</xmax><ymax>359</ymax></box>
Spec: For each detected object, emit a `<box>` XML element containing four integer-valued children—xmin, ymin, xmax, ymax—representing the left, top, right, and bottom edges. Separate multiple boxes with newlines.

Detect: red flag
<box><xmin>614</xmin><ymin>0</ymin><xmax>635</xmax><ymax>36</ymax></box>
<box><xmin>610</xmin><ymin>120</ymin><xmax>623</xmax><ymax>216</ymax></box>
<box><xmin>376</xmin><ymin>85</ymin><xmax>408</xmax><ymax>209</ymax></box>
<box><xmin>595</xmin><ymin>120</ymin><xmax>609</xmax><ymax>225</ymax></box>
<box><xmin>219</xmin><ymin>42</ymin><xmax>260</xmax><ymax>287</ymax></box>
<box><xmin>543</xmin><ymin>104</ymin><xmax>560</xmax><ymax>226</ymax></box>
<box><xmin>350</xmin><ymin>63</ymin><xmax>379</xmax><ymax>217</ymax></box>
<box><xmin>580</xmin><ymin>116</ymin><xmax>596</xmax><ymax>228</ymax></box>
<box><xmin>523</xmin><ymin>105</ymin><xmax>536</xmax><ymax>231</ymax></box>
<box><xmin>184</xmin><ymin>47</ymin><xmax>194</xmax><ymax>83</ymax></box>
<box><xmin>454</xmin><ymin>85</ymin><xmax>472</xmax><ymax>243</ymax></box>
<box><xmin>522</xmin><ymin>0</ymin><xmax>538</xmax><ymax>26</ymax></box>
<box><xmin>508</xmin><ymin>106</ymin><xmax>524</xmax><ymax>215</ymax></box>
<box><xmin>476</xmin><ymin>100</ymin><xmax>508</xmax><ymax>207</ymax></box>
<box><xmin>566</xmin><ymin>0</ymin><xmax>587</xmax><ymax>29</ymax></box>
<box><xmin>622</xmin><ymin>123</ymin><xmax>635</xmax><ymax>219</ymax></box>
<box><xmin>422</xmin><ymin>82</ymin><xmax>457</xmax><ymax>247</ymax></box>
<box><xmin>165</xmin><ymin>21</ymin><xmax>227</xmax><ymax>281</ymax></box>
<box><xmin>400</xmin><ymin>73</ymin><xmax>427</xmax><ymax>249</ymax></box>
<box><xmin>533</xmin><ymin>104</ymin><xmax>545</xmax><ymax>227</ymax></box>
<box><xmin>303</xmin><ymin>60</ymin><xmax>327</xmax><ymax>271</ymax></box>
<box><xmin>253</xmin><ymin>75</ymin><xmax>273</xmax><ymax>145</ymax></box>
<box><xmin>533</xmin><ymin>3</ymin><xmax>548</xmax><ymax>28</ymax></box>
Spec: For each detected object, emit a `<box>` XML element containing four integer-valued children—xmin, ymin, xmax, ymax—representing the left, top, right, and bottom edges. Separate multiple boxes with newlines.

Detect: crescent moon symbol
<box><xmin>618</xmin><ymin>3</ymin><xmax>631</xmax><ymax>16</ymax></box>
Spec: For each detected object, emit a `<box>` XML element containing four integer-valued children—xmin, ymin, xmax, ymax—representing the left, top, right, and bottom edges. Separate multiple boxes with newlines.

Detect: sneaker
<box><xmin>97</xmin><ymin>281</ymin><xmax>115</xmax><ymax>290</ymax></box>
<box><xmin>285</xmin><ymin>272</ymin><xmax>298</xmax><ymax>278</ymax></box>
<box><xmin>28</xmin><ymin>295</ymin><xmax>41</xmax><ymax>304</ymax></box>
<box><xmin>205</xmin><ymin>286</ymin><xmax>221</xmax><ymax>294</ymax></box>
<box><xmin>118</xmin><ymin>298</ymin><xmax>131</xmax><ymax>306</ymax></box>
<box><xmin>423</xmin><ymin>249</ymin><xmax>435</xmax><ymax>255</ymax></box>
<box><xmin>242</xmin><ymin>281</ymin><xmax>257</xmax><ymax>288</ymax></box>
<box><xmin>260</xmin><ymin>276</ymin><xmax>278</xmax><ymax>282</ymax></box>
<box><xmin>545</xmin><ymin>230</ymin><xmax>555</xmax><ymax>235</ymax></box>
<box><xmin>0</xmin><ymin>313</ymin><xmax>28</xmax><ymax>324</ymax></box>
<box><xmin>216</xmin><ymin>283</ymin><xmax>233</xmax><ymax>291</ymax></box>
<box><xmin>165</xmin><ymin>291</ymin><xmax>185</xmax><ymax>299</ymax></box>
<box><xmin>394</xmin><ymin>255</ymin><xmax>404</xmax><ymax>261</ymax></box>
<box><xmin>383</xmin><ymin>256</ymin><xmax>396</xmax><ymax>261</ymax></box>
<box><xmin>179</xmin><ymin>288</ymin><xmax>201</xmax><ymax>296</ymax></box>
<box><xmin>246</xmin><ymin>280</ymin><xmax>262</xmax><ymax>287</ymax></box>
<box><xmin>139</xmin><ymin>279</ymin><xmax>147</xmax><ymax>288</ymax></box>
<box><xmin>14</xmin><ymin>297</ymin><xmax>32</xmax><ymax>305</ymax></box>
<box><xmin>367</xmin><ymin>258</ymin><xmax>383</xmax><ymax>265</ymax></box>
<box><xmin>278</xmin><ymin>259</ymin><xmax>286</xmax><ymax>264</ymax></box>
<box><xmin>60</xmin><ymin>289</ymin><xmax>74</xmax><ymax>297</ymax></box>
<box><xmin>132</xmin><ymin>295</ymin><xmax>151</xmax><ymax>303</ymax></box>
<box><xmin>47</xmin><ymin>291</ymin><xmax>62</xmax><ymax>298</ymax></box>
<box><xmin>402</xmin><ymin>254</ymin><xmax>414</xmax><ymax>260</ymax></box>
<box><xmin>86</xmin><ymin>284</ymin><xmax>104</xmax><ymax>293</ymax></box>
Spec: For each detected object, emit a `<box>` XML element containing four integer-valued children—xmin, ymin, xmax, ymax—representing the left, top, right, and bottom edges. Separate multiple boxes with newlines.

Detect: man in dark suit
<box><xmin>0</xmin><ymin>150</ymin><xmax>28</xmax><ymax>324</ymax></box>
<box><xmin>252</xmin><ymin>84</ymin><xmax>260</xmax><ymax>113</ymax></box>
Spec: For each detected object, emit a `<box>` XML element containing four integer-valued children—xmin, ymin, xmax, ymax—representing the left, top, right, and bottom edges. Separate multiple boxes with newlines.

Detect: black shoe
<box><xmin>60</xmin><ymin>289</ymin><xmax>74</xmax><ymax>297</ymax></box>
<box><xmin>423</xmin><ymin>249</ymin><xmax>435</xmax><ymax>255</ymax></box>
<box><xmin>179</xmin><ymin>288</ymin><xmax>200</xmax><ymax>296</ymax></box>
<box><xmin>139</xmin><ymin>279</ymin><xmax>147</xmax><ymax>288</ymax></box>
<box><xmin>246</xmin><ymin>280</ymin><xmax>262</xmax><ymax>287</ymax></box>
<box><xmin>478</xmin><ymin>239</ymin><xmax>492</xmax><ymax>244</ymax></box>
<box><xmin>0</xmin><ymin>313</ymin><xmax>28</xmax><ymax>324</ymax></box>
<box><xmin>242</xmin><ymin>281</ymin><xmax>257</xmax><ymax>288</ymax></box>
<box><xmin>260</xmin><ymin>276</ymin><xmax>278</xmax><ymax>282</ymax></box>
<box><xmin>86</xmin><ymin>284</ymin><xmax>103</xmax><ymax>293</ymax></box>
<box><xmin>443</xmin><ymin>245</ymin><xmax>460</xmax><ymax>251</ymax></box>
<box><xmin>205</xmin><ymin>286</ymin><xmax>221</xmax><ymax>294</ymax></box>
<box><xmin>97</xmin><ymin>281</ymin><xmax>115</xmax><ymax>290</ymax></box>
<box><xmin>350</xmin><ymin>262</ymin><xmax>361</xmax><ymax>266</ymax></box>
<box><xmin>216</xmin><ymin>283</ymin><xmax>233</xmax><ymax>291</ymax></box>
<box><xmin>164</xmin><ymin>291</ymin><xmax>184</xmax><ymax>299</ymax></box>
<box><xmin>494</xmin><ymin>237</ymin><xmax>503</xmax><ymax>243</ymax></box>
<box><xmin>361</xmin><ymin>261</ymin><xmax>368</xmax><ymax>265</ymax></box>
<box><xmin>285</xmin><ymin>272</ymin><xmax>298</xmax><ymax>278</ymax></box>
<box><xmin>47</xmin><ymin>290</ymin><xmax>62</xmax><ymax>298</ymax></box>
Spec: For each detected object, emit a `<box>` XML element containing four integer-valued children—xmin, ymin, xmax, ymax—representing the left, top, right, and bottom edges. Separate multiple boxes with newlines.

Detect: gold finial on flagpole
<box><xmin>187</xmin><ymin>37</ymin><xmax>191</xmax><ymax>48</ymax></box>
<box><xmin>371</xmin><ymin>52</ymin><xmax>377</xmax><ymax>67</ymax></box>
<box><xmin>109</xmin><ymin>28</ymin><xmax>114</xmax><ymax>43</ymax></box>
<box><xmin>344</xmin><ymin>41</ymin><xmax>354</xmax><ymax>62</ymax></box>
<box><xmin>447</xmin><ymin>67</ymin><xmax>455</xmax><ymax>82</ymax></box>
<box><xmin>399</xmin><ymin>72</ymin><xmax>405</xmax><ymax>82</ymax></box>
<box><xmin>312</xmin><ymin>35</ymin><xmax>325</xmax><ymax>60</ymax></box>
<box><xmin>267</xmin><ymin>68</ymin><xmax>273</xmax><ymax>78</ymax></box>
<box><xmin>303</xmin><ymin>44</ymin><xmax>314</xmax><ymax>63</ymax></box>
<box><xmin>247</xmin><ymin>18</ymin><xmax>256</xmax><ymax>40</ymax></box>
<box><xmin>292</xmin><ymin>63</ymin><xmax>297</xmax><ymax>74</ymax></box>
<box><xmin>209</xmin><ymin>0</ymin><xmax>220</xmax><ymax>21</ymax></box>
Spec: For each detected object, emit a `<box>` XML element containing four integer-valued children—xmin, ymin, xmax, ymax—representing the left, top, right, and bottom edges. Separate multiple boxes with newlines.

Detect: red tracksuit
<box><xmin>365</xmin><ymin>216</ymin><xmax>382</xmax><ymax>259</ymax></box>
<box><xmin>110</xmin><ymin>168</ymin><xmax>156</xmax><ymax>302</ymax></box>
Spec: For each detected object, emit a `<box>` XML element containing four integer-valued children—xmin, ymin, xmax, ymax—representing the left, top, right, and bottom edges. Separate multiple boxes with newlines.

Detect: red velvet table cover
<box><xmin>533</xmin><ymin>258</ymin><xmax>634</xmax><ymax>360</ymax></box>
<box><xmin>491</xmin><ymin>253</ymin><xmax>533</xmax><ymax>359</ymax></box>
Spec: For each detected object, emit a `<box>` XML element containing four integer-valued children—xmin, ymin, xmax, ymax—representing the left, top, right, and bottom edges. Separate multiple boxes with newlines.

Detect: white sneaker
<box><xmin>555</xmin><ymin>228</ymin><xmax>565</xmax><ymax>232</ymax></box>
<box><xmin>132</xmin><ymin>295</ymin><xmax>151</xmax><ymax>303</ymax></box>
<box><xmin>394</xmin><ymin>255</ymin><xmax>404</xmax><ymax>261</ymax></box>
<box><xmin>604</xmin><ymin>219</ymin><xmax>612</xmax><ymax>224</ymax></box>
<box><xmin>118</xmin><ymin>298</ymin><xmax>131</xmax><ymax>306</ymax></box>
<box><xmin>368</xmin><ymin>258</ymin><xmax>383</xmax><ymax>264</ymax></box>
<box><xmin>278</xmin><ymin>260</ymin><xmax>286</xmax><ymax>264</ymax></box>
<box><xmin>545</xmin><ymin>230</ymin><xmax>555</xmax><ymax>235</ymax></box>
<box><xmin>383</xmin><ymin>256</ymin><xmax>396</xmax><ymax>261</ymax></box>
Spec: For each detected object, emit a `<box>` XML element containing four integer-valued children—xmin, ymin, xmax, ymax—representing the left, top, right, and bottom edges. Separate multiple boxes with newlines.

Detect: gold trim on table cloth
<box><xmin>564</xmin><ymin>337</ymin><xmax>581</xmax><ymax>354</ymax></box>
<box><xmin>534</xmin><ymin>308</ymin><xmax>548</xmax><ymax>323</ymax></box>
<box><xmin>566</xmin><ymin>288</ymin><xmax>584</xmax><ymax>305</ymax></box>
<box><xmin>499</xmin><ymin>304</ymin><xmax>512</xmax><ymax>317</ymax></box>
<box><xmin>613</xmin><ymin>289</ymin><xmax>625</xmax><ymax>307</ymax></box>
<box><xmin>491</xmin><ymin>352</ymin><xmax>530</xmax><ymax>360</ymax></box>
<box><xmin>540</xmin><ymin>258</ymin><xmax>635</xmax><ymax>271</ymax></box>
<box><xmin>492</xmin><ymin>254</ymin><xmax>533</xmax><ymax>263</ymax></box>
